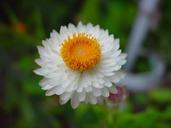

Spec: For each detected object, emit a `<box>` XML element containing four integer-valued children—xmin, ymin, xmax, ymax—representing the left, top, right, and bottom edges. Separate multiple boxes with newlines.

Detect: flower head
<box><xmin>34</xmin><ymin>22</ymin><xmax>126</xmax><ymax>108</ymax></box>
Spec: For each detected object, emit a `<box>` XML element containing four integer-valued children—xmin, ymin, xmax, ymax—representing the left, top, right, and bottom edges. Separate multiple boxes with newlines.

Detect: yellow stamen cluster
<box><xmin>61</xmin><ymin>33</ymin><xmax>101</xmax><ymax>72</ymax></box>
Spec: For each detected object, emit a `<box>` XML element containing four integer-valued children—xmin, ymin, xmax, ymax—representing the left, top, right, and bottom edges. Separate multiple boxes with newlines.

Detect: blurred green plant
<box><xmin>0</xmin><ymin>0</ymin><xmax>171</xmax><ymax>128</ymax></box>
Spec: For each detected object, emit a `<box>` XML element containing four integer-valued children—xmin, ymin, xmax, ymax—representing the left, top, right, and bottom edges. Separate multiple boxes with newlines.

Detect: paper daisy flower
<box><xmin>34</xmin><ymin>22</ymin><xmax>126</xmax><ymax>108</ymax></box>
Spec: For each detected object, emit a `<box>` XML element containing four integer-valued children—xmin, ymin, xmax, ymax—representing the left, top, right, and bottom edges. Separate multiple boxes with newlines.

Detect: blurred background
<box><xmin>0</xmin><ymin>0</ymin><xmax>171</xmax><ymax>127</ymax></box>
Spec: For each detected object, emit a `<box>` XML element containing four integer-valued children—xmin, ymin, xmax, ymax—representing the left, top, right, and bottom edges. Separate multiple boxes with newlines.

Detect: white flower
<box><xmin>34</xmin><ymin>22</ymin><xmax>126</xmax><ymax>109</ymax></box>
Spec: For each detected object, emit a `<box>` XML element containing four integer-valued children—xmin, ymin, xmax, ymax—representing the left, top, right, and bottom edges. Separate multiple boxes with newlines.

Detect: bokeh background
<box><xmin>0</xmin><ymin>0</ymin><xmax>171</xmax><ymax>128</ymax></box>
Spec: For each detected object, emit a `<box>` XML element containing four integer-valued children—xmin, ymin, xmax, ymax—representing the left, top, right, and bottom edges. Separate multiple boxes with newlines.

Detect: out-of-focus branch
<box><xmin>119</xmin><ymin>0</ymin><xmax>165</xmax><ymax>91</ymax></box>
<box><xmin>125</xmin><ymin>0</ymin><xmax>160</xmax><ymax>71</ymax></box>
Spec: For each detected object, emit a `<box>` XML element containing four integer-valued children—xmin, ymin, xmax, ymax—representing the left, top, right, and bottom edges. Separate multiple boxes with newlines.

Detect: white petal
<box><xmin>109</xmin><ymin>71</ymin><xmax>126</xmax><ymax>83</ymax></box>
<box><xmin>101</xmin><ymin>88</ymin><xmax>109</xmax><ymax>97</ymax></box>
<box><xmin>87</xmin><ymin>93</ymin><xmax>97</xmax><ymax>104</ymax></box>
<box><xmin>77</xmin><ymin>92</ymin><xmax>86</xmax><ymax>101</ymax></box>
<box><xmin>92</xmin><ymin>88</ymin><xmax>102</xmax><ymax>96</ymax></box>
<box><xmin>71</xmin><ymin>93</ymin><xmax>80</xmax><ymax>109</ymax></box>
<box><xmin>60</xmin><ymin>92</ymin><xmax>73</xmax><ymax>101</ymax></box>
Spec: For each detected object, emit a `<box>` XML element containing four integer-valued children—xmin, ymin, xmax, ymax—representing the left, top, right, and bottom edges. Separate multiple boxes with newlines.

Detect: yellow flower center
<box><xmin>61</xmin><ymin>33</ymin><xmax>101</xmax><ymax>72</ymax></box>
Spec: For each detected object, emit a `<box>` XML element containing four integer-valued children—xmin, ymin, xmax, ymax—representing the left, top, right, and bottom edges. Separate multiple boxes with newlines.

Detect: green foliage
<box><xmin>149</xmin><ymin>89</ymin><xmax>171</xmax><ymax>103</ymax></box>
<box><xmin>1</xmin><ymin>0</ymin><xmax>171</xmax><ymax>127</ymax></box>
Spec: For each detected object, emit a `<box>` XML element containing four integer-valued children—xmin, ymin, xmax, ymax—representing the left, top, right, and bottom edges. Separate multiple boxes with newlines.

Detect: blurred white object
<box><xmin>120</xmin><ymin>0</ymin><xmax>165</xmax><ymax>91</ymax></box>
<box><xmin>125</xmin><ymin>0</ymin><xmax>160</xmax><ymax>70</ymax></box>
<box><xmin>120</xmin><ymin>53</ymin><xmax>165</xmax><ymax>91</ymax></box>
